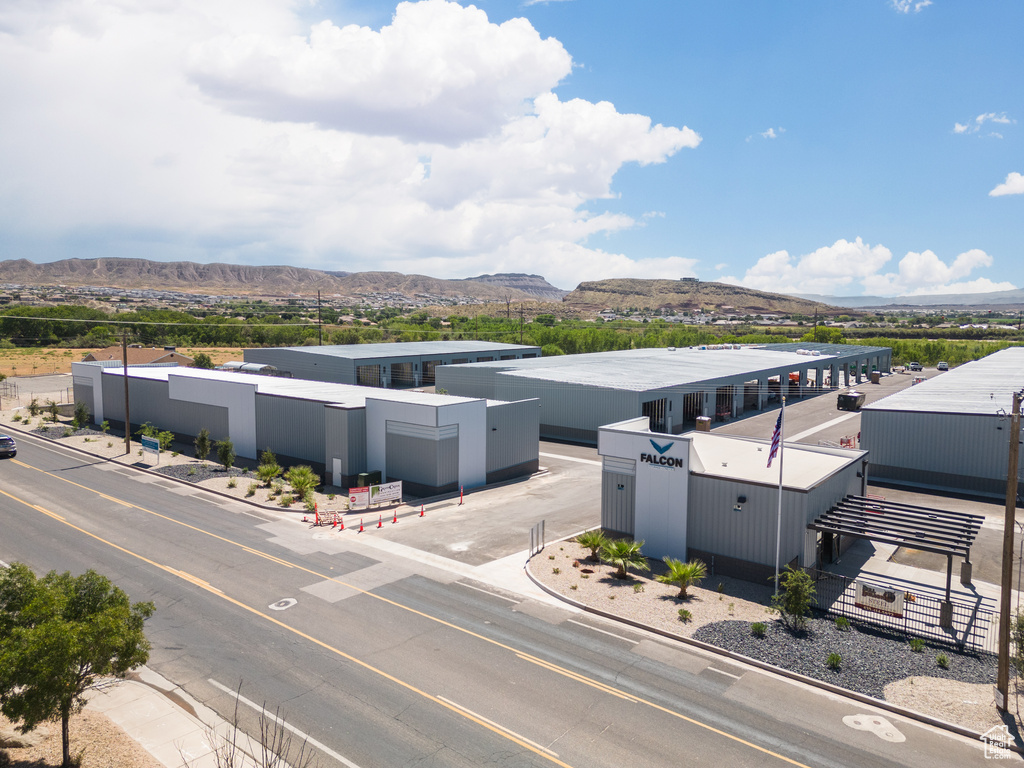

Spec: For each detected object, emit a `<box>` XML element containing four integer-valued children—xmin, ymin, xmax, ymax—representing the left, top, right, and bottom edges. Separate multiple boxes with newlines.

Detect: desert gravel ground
<box><xmin>0</xmin><ymin>710</ymin><xmax>162</xmax><ymax>768</ymax></box>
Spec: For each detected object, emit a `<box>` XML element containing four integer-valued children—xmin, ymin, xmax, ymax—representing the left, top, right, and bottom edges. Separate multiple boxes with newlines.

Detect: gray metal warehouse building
<box><xmin>71</xmin><ymin>363</ymin><xmax>540</xmax><ymax>497</ymax></box>
<box><xmin>437</xmin><ymin>342</ymin><xmax>891</xmax><ymax>443</ymax></box>
<box><xmin>243</xmin><ymin>341</ymin><xmax>541</xmax><ymax>388</ymax></box>
<box><xmin>860</xmin><ymin>347</ymin><xmax>1024</xmax><ymax>497</ymax></box>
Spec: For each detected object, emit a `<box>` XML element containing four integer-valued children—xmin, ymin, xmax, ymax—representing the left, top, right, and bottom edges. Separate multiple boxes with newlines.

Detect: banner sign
<box><xmin>349</xmin><ymin>486</ymin><xmax>369</xmax><ymax>510</ymax></box>
<box><xmin>854</xmin><ymin>582</ymin><xmax>905</xmax><ymax>618</ymax></box>
<box><xmin>141</xmin><ymin>435</ymin><xmax>160</xmax><ymax>463</ymax></box>
<box><xmin>371</xmin><ymin>481</ymin><xmax>403</xmax><ymax>505</ymax></box>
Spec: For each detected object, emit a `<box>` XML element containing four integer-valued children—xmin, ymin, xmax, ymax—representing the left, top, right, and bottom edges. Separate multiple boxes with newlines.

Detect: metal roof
<box><xmin>809</xmin><ymin>495</ymin><xmax>983</xmax><ymax>559</ymax></box>
<box><xmin>448</xmin><ymin>343</ymin><xmax>888</xmax><ymax>392</ymax></box>
<box><xmin>862</xmin><ymin>346</ymin><xmax>1024</xmax><ymax>416</ymax></box>
<box><xmin>247</xmin><ymin>340</ymin><xmax>538</xmax><ymax>361</ymax></box>
<box><xmin>687</xmin><ymin>432</ymin><xmax>864</xmax><ymax>490</ymax></box>
<box><xmin>100</xmin><ymin>366</ymin><xmax>483</xmax><ymax>408</ymax></box>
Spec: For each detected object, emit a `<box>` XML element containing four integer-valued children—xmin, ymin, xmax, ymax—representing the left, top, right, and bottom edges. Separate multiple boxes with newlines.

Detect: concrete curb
<box><xmin>524</xmin><ymin>544</ymin><xmax>1016</xmax><ymax>753</ymax></box>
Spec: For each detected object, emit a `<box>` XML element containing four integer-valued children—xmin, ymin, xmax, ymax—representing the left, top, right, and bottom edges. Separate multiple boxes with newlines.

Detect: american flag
<box><xmin>767</xmin><ymin>412</ymin><xmax>782</xmax><ymax>468</ymax></box>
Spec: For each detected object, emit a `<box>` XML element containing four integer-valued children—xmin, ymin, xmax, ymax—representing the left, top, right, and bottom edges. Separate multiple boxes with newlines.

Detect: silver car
<box><xmin>0</xmin><ymin>434</ymin><xmax>16</xmax><ymax>458</ymax></box>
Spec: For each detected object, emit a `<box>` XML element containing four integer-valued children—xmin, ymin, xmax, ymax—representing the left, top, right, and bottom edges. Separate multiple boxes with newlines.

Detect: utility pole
<box><xmin>317</xmin><ymin>290</ymin><xmax>323</xmax><ymax>345</ymax></box>
<box><xmin>997</xmin><ymin>389</ymin><xmax>1023</xmax><ymax>711</ymax></box>
<box><xmin>121</xmin><ymin>332</ymin><xmax>131</xmax><ymax>455</ymax></box>
<box><xmin>519</xmin><ymin>304</ymin><xmax>525</xmax><ymax>344</ymax></box>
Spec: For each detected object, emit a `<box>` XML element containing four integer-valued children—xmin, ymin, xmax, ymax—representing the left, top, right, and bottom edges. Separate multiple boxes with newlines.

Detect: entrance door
<box><xmin>642</xmin><ymin>398</ymin><xmax>667</xmax><ymax>432</ymax></box>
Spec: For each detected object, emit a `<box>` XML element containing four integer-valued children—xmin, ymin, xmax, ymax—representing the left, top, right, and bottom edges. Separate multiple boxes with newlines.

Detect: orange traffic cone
<box><xmin>419</xmin><ymin>505</ymin><xmax>424</xmax><ymax>517</ymax></box>
<box><xmin>392</xmin><ymin>510</ymin><xmax>398</xmax><ymax>524</ymax></box>
<box><xmin>377</xmin><ymin>514</ymin><xmax>383</xmax><ymax>529</ymax></box>
<box><xmin>358</xmin><ymin>518</ymin><xmax>364</xmax><ymax>533</ymax></box>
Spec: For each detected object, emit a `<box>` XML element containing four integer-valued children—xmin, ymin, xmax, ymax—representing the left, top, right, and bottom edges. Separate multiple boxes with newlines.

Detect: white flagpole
<box><xmin>774</xmin><ymin>396</ymin><xmax>786</xmax><ymax>597</ymax></box>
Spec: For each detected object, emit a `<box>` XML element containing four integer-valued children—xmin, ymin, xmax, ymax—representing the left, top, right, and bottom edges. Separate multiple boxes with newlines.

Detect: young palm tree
<box><xmin>600</xmin><ymin>539</ymin><xmax>650</xmax><ymax>579</ymax></box>
<box><xmin>575</xmin><ymin>530</ymin><xmax>609</xmax><ymax>562</ymax></box>
<box><xmin>657</xmin><ymin>557</ymin><xmax>707</xmax><ymax>599</ymax></box>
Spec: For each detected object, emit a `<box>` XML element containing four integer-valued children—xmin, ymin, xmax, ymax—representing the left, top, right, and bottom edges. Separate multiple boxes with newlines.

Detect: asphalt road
<box><xmin>0</xmin><ymin>435</ymin><xmax>995</xmax><ymax>767</ymax></box>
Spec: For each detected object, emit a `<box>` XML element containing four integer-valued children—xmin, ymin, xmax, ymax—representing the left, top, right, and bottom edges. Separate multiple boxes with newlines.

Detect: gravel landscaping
<box><xmin>693</xmin><ymin>616</ymin><xmax>995</xmax><ymax>699</ymax></box>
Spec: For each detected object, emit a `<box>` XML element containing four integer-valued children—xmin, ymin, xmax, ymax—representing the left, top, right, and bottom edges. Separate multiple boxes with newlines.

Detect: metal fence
<box><xmin>811</xmin><ymin>569</ymin><xmax>996</xmax><ymax>653</ymax></box>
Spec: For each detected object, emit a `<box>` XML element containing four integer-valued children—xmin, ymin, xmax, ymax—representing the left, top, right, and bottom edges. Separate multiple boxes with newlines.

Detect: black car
<box><xmin>0</xmin><ymin>434</ymin><xmax>16</xmax><ymax>458</ymax></box>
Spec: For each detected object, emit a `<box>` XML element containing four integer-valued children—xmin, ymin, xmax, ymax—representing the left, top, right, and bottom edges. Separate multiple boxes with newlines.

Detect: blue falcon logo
<box><xmin>649</xmin><ymin>439</ymin><xmax>673</xmax><ymax>455</ymax></box>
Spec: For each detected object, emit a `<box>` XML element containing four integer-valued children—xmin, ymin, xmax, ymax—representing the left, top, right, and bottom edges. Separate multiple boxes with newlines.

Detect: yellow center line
<box><xmin>9</xmin><ymin>458</ymin><xmax>815</xmax><ymax>768</ymax></box>
<box><xmin>0</xmin><ymin>485</ymin><xmax>573</xmax><ymax>768</ymax></box>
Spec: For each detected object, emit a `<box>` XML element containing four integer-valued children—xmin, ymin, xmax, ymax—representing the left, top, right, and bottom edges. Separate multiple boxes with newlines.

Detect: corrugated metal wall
<box><xmin>385</xmin><ymin>422</ymin><xmax>459</xmax><ymax>488</ymax></box>
<box><xmin>324</xmin><ymin>407</ymin><xmax>367</xmax><ymax>478</ymax></box>
<box><xmin>494</xmin><ymin>377</ymin><xmax>638</xmax><ymax>444</ymax></box>
<box><xmin>101</xmin><ymin>376</ymin><xmax>229</xmax><ymax>438</ymax></box>
<box><xmin>245</xmin><ymin>349</ymin><xmax>356</xmax><ymax>384</ymax></box>
<box><xmin>72</xmin><ymin>382</ymin><xmax>93</xmax><ymax>422</ymax></box>
<box><xmin>485</xmin><ymin>400</ymin><xmax>539</xmax><ymax>472</ymax></box>
<box><xmin>435</xmin><ymin>365</ymin><xmax>498</xmax><ymax>398</ymax></box>
<box><xmin>255</xmin><ymin>394</ymin><xmax>325</xmax><ymax>464</ymax></box>
<box><xmin>862</xmin><ymin>410</ymin><xmax>1022</xmax><ymax>495</ymax></box>
<box><xmin>601</xmin><ymin>456</ymin><xmax>636</xmax><ymax>534</ymax></box>
<box><xmin>687</xmin><ymin>478</ymin><xmax>808</xmax><ymax>567</ymax></box>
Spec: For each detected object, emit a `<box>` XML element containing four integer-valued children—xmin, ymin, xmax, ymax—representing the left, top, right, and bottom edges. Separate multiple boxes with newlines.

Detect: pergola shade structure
<box><xmin>809</xmin><ymin>495</ymin><xmax>983</xmax><ymax>604</ymax></box>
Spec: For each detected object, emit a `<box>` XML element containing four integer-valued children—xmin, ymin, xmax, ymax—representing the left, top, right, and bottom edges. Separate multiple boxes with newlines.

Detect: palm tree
<box><xmin>600</xmin><ymin>539</ymin><xmax>650</xmax><ymax>579</ymax></box>
<box><xmin>575</xmin><ymin>530</ymin><xmax>608</xmax><ymax>562</ymax></box>
<box><xmin>656</xmin><ymin>557</ymin><xmax>707</xmax><ymax>599</ymax></box>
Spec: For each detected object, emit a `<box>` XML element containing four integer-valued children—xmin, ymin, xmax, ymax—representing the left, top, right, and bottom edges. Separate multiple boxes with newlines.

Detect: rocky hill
<box><xmin>563</xmin><ymin>278</ymin><xmax>847</xmax><ymax>315</ymax></box>
<box><xmin>0</xmin><ymin>258</ymin><xmax>547</xmax><ymax>302</ymax></box>
<box><xmin>460</xmin><ymin>273</ymin><xmax>567</xmax><ymax>301</ymax></box>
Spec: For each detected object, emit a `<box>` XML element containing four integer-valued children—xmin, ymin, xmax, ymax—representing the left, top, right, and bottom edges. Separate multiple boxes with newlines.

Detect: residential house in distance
<box><xmin>82</xmin><ymin>345</ymin><xmax>195</xmax><ymax>367</ymax></box>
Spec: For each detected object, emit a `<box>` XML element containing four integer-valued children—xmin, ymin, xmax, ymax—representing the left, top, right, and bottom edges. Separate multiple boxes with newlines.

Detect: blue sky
<box><xmin>0</xmin><ymin>1</ymin><xmax>1020</xmax><ymax>296</ymax></box>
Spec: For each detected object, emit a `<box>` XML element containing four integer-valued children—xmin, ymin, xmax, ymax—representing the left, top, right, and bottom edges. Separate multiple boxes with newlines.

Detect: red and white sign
<box><xmin>349</xmin><ymin>486</ymin><xmax>370</xmax><ymax>510</ymax></box>
<box><xmin>854</xmin><ymin>582</ymin><xmax>905</xmax><ymax>618</ymax></box>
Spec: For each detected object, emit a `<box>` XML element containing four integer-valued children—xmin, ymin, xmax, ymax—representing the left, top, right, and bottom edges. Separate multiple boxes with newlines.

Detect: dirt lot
<box><xmin>0</xmin><ymin>347</ymin><xmax>243</xmax><ymax>377</ymax></box>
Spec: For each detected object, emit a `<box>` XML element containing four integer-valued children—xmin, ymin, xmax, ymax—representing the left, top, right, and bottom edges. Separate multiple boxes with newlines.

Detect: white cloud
<box><xmin>990</xmin><ymin>172</ymin><xmax>1024</xmax><ymax>197</ymax></box>
<box><xmin>722</xmin><ymin>239</ymin><xmax>1015</xmax><ymax>297</ymax></box>
<box><xmin>746</xmin><ymin>126</ymin><xmax>785</xmax><ymax>142</ymax></box>
<box><xmin>953</xmin><ymin>112</ymin><xmax>1013</xmax><ymax>137</ymax></box>
<box><xmin>0</xmin><ymin>0</ymin><xmax>700</xmax><ymax>284</ymax></box>
<box><xmin>891</xmin><ymin>0</ymin><xmax>933</xmax><ymax>13</ymax></box>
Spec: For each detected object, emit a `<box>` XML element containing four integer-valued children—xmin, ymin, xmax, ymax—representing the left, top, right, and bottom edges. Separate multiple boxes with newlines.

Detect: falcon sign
<box><xmin>640</xmin><ymin>439</ymin><xmax>685</xmax><ymax>468</ymax></box>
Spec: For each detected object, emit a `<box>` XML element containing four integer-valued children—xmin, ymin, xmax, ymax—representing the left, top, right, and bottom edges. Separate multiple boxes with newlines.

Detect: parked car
<box><xmin>937</xmin><ymin>361</ymin><xmax>949</xmax><ymax>371</ymax></box>
<box><xmin>0</xmin><ymin>434</ymin><xmax>16</xmax><ymax>458</ymax></box>
<box><xmin>908</xmin><ymin>362</ymin><xmax>923</xmax><ymax>371</ymax></box>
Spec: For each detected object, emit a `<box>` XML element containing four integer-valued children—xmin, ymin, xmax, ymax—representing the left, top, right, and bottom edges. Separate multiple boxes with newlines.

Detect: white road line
<box><xmin>566</xmin><ymin>619</ymin><xmax>639</xmax><ymax>645</ymax></box>
<box><xmin>456</xmin><ymin>581</ymin><xmax>520</xmax><ymax>602</ymax></box>
<box><xmin>208</xmin><ymin>678</ymin><xmax>363</xmax><ymax>768</ymax></box>
<box><xmin>789</xmin><ymin>413</ymin><xmax>858</xmax><ymax>442</ymax></box>
<box><xmin>539</xmin><ymin>452</ymin><xmax>602</xmax><ymax>466</ymax></box>
<box><xmin>436</xmin><ymin>696</ymin><xmax>559</xmax><ymax>757</ymax></box>
<box><xmin>705</xmin><ymin>666</ymin><xmax>742</xmax><ymax>680</ymax></box>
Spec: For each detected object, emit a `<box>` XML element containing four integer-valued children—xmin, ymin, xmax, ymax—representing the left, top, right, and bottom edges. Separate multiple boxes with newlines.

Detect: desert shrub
<box><xmin>279</xmin><ymin>494</ymin><xmax>294</xmax><ymax>507</ymax></box>
<box><xmin>909</xmin><ymin>637</ymin><xmax>925</xmax><ymax>653</ymax></box>
<box><xmin>227</xmin><ymin>478</ymin><xmax>237</xmax><ymax>489</ymax></box>
<box><xmin>771</xmin><ymin>565</ymin><xmax>816</xmax><ymax>631</ymax></box>
<box><xmin>937</xmin><ymin>653</ymin><xmax>950</xmax><ymax>669</ymax></box>
<box><xmin>600</xmin><ymin>538</ymin><xmax>649</xmax><ymax>579</ymax></box>
<box><xmin>285</xmin><ymin>465</ymin><xmax>318</xmax><ymax>499</ymax></box>
<box><xmin>751</xmin><ymin>622</ymin><xmax>766</xmax><ymax>637</ymax></box>
<box><xmin>27</xmin><ymin>398</ymin><xmax>41</xmax><ymax>417</ymax></box>
<box><xmin>575</xmin><ymin>530</ymin><xmax>608</xmax><ymax>561</ymax></box>
<box><xmin>45</xmin><ymin>399</ymin><xmax>60</xmax><ymax>423</ymax></box>
<box><xmin>193</xmin><ymin>428</ymin><xmax>211</xmax><ymax>461</ymax></box>
<box><xmin>827</xmin><ymin>652</ymin><xmax>842</xmax><ymax>670</ymax></box>
<box><xmin>834</xmin><ymin>616</ymin><xmax>851</xmax><ymax>631</ymax></box>
<box><xmin>656</xmin><ymin>557</ymin><xmax>707</xmax><ymax>599</ymax></box>
<box><xmin>73</xmin><ymin>399</ymin><xmax>90</xmax><ymax>428</ymax></box>
<box><xmin>215</xmin><ymin>438</ymin><xmax>235</xmax><ymax>470</ymax></box>
<box><xmin>677</xmin><ymin>608</ymin><xmax>692</xmax><ymax>622</ymax></box>
<box><xmin>246</xmin><ymin>483</ymin><xmax>258</xmax><ymax>497</ymax></box>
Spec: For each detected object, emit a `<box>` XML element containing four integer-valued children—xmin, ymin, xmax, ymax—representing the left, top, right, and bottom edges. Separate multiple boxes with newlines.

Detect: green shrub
<box><xmin>215</xmin><ymin>438</ymin><xmax>235</xmax><ymax>470</ymax></box>
<box><xmin>45</xmin><ymin>399</ymin><xmax>60</xmax><ymax>423</ymax></box>
<box><xmin>285</xmin><ymin>465</ymin><xmax>318</xmax><ymax>499</ymax></box>
<box><xmin>1011</xmin><ymin>611</ymin><xmax>1024</xmax><ymax>677</ymax></box>
<box><xmin>304</xmin><ymin>494</ymin><xmax>316</xmax><ymax>512</ymax></box>
<box><xmin>751</xmin><ymin>622</ymin><xmax>766</xmax><ymax>637</ymax></box>
<box><xmin>73</xmin><ymin>400</ymin><xmax>90</xmax><ymax>428</ymax></box>
<box><xmin>227</xmin><ymin>478</ymin><xmax>237</xmax><ymax>489</ymax></box>
<box><xmin>656</xmin><ymin>557</ymin><xmax>707</xmax><ymax>599</ymax></box>
<box><xmin>171</xmin><ymin>451</ymin><xmax>179</xmax><ymax>458</ymax></box>
<box><xmin>11</xmin><ymin>413</ymin><xmax>21</xmax><ymax>423</ymax></box>
<box><xmin>552</xmin><ymin>567</ymin><xmax>560</xmax><ymax>575</ymax></box>
<box><xmin>157</xmin><ymin>430</ymin><xmax>174</xmax><ymax>451</ymax></box>
<box><xmin>246</xmin><ymin>483</ymin><xmax>258</xmax><ymax>497</ymax></box>
<box><xmin>827</xmin><ymin>652</ymin><xmax>842</xmax><ymax>670</ymax></box>
<box><xmin>279</xmin><ymin>494</ymin><xmax>294</xmax><ymax>507</ymax></box>
<box><xmin>101</xmin><ymin>420</ymin><xmax>110</xmax><ymax>434</ymax></box>
<box><xmin>187</xmin><ymin>466</ymin><xmax>196</xmax><ymax>476</ymax></box>
<box><xmin>909</xmin><ymin>637</ymin><xmax>925</xmax><ymax>653</ymax></box>
<box><xmin>632</xmin><ymin>583</ymin><xmax>645</xmax><ymax>593</ymax></box>
<box><xmin>27</xmin><ymin>398</ymin><xmax>41</xmax><ymax>417</ymax></box>
<box><xmin>257</xmin><ymin>448</ymin><xmax>282</xmax><ymax>486</ymax></box>
<box><xmin>771</xmin><ymin>565</ymin><xmax>816</xmax><ymax>632</ymax></box>
<box><xmin>936</xmin><ymin>653</ymin><xmax>950</xmax><ymax>669</ymax></box>
<box><xmin>575</xmin><ymin>530</ymin><xmax>609</xmax><ymax>561</ymax></box>
<box><xmin>677</xmin><ymin>608</ymin><xmax>692</xmax><ymax>622</ymax></box>
<box><xmin>193</xmin><ymin>428</ymin><xmax>211</xmax><ymax>461</ymax></box>
<box><xmin>63</xmin><ymin>427</ymin><xmax>73</xmax><ymax>437</ymax></box>
<box><xmin>600</xmin><ymin>538</ymin><xmax>650</xmax><ymax>579</ymax></box>
<box><xmin>327</xmin><ymin>493</ymin><xmax>336</xmax><ymax>501</ymax></box>
<box><xmin>570</xmin><ymin>584</ymin><xmax>578</xmax><ymax>591</ymax></box>
<box><xmin>834</xmin><ymin>616</ymin><xmax>851</xmax><ymax>631</ymax></box>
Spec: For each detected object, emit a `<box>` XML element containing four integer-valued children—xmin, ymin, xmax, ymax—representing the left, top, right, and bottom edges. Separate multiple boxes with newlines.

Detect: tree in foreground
<box><xmin>0</xmin><ymin>563</ymin><xmax>155</xmax><ymax>768</ymax></box>
<box><xmin>656</xmin><ymin>557</ymin><xmax>707</xmax><ymax>599</ymax></box>
<box><xmin>771</xmin><ymin>565</ymin><xmax>816</xmax><ymax>632</ymax></box>
<box><xmin>600</xmin><ymin>539</ymin><xmax>650</xmax><ymax>579</ymax></box>
<box><xmin>575</xmin><ymin>530</ymin><xmax>608</xmax><ymax>562</ymax></box>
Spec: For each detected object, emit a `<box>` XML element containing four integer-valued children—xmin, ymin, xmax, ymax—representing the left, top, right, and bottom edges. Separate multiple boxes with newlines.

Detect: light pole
<box><xmin>997</xmin><ymin>389</ymin><xmax>1023</xmax><ymax>711</ymax></box>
